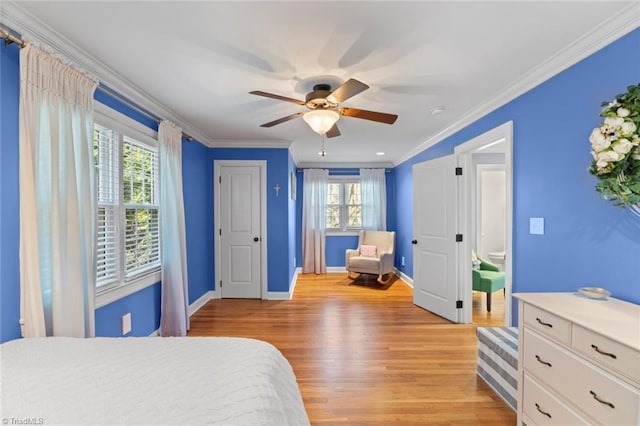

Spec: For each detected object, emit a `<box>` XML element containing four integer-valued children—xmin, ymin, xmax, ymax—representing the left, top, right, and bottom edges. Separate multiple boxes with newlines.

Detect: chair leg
<box><xmin>377</xmin><ymin>273</ymin><xmax>392</xmax><ymax>285</ymax></box>
<box><xmin>348</xmin><ymin>271</ymin><xmax>362</xmax><ymax>281</ymax></box>
<box><xmin>486</xmin><ymin>292</ymin><xmax>492</xmax><ymax>312</ymax></box>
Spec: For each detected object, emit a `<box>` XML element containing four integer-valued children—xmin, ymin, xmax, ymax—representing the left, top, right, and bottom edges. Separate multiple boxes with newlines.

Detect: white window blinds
<box><xmin>123</xmin><ymin>138</ymin><xmax>160</xmax><ymax>276</ymax></box>
<box><xmin>94</xmin><ymin>124</ymin><xmax>160</xmax><ymax>291</ymax></box>
<box><xmin>94</xmin><ymin>125</ymin><xmax>119</xmax><ymax>288</ymax></box>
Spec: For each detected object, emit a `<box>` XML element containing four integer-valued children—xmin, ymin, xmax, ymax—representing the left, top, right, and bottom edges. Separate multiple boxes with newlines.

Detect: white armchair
<box><xmin>346</xmin><ymin>230</ymin><xmax>396</xmax><ymax>284</ymax></box>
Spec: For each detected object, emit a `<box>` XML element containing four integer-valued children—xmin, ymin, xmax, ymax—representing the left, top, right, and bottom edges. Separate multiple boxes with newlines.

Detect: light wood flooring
<box><xmin>472</xmin><ymin>289</ymin><xmax>506</xmax><ymax>327</ymax></box>
<box><xmin>189</xmin><ymin>273</ymin><xmax>515</xmax><ymax>425</ymax></box>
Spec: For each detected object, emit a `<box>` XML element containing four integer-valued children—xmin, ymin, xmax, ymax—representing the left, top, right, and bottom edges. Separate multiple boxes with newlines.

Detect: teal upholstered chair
<box><xmin>472</xmin><ymin>254</ymin><xmax>505</xmax><ymax>312</ymax></box>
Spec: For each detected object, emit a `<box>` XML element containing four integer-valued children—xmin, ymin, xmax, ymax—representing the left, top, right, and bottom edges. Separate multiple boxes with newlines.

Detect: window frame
<box><xmin>326</xmin><ymin>176</ymin><xmax>362</xmax><ymax>235</ymax></box>
<box><xmin>94</xmin><ymin>102</ymin><xmax>161</xmax><ymax>309</ymax></box>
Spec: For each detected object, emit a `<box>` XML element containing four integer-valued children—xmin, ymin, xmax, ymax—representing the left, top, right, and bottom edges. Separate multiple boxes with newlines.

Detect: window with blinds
<box><xmin>327</xmin><ymin>179</ymin><xmax>362</xmax><ymax>231</ymax></box>
<box><xmin>93</xmin><ymin>124</ymin><xmax>160</xmax><ymax>291</ymax></box>
<box><xmin>122</xmin><ymin>138</ymin><xmax>160</xmax><ymax>276</ymax></box>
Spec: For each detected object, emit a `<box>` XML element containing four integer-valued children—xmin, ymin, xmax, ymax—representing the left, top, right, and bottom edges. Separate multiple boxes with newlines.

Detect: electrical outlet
<box><xmin>121</xmin><ymin>313</ymin><xmax>132</xmax><ymax>336</ymax></box>
<box><xmin>401</xmin><ymin>256</ymin><xmax>405</xmax><ymax>267</ymax></box>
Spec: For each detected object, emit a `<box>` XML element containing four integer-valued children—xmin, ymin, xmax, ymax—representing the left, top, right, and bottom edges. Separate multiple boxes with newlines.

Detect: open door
<box><xmin>412</xmin><ymin>154</ymin><xmax>459</xmax><ymax>322</ymax></box>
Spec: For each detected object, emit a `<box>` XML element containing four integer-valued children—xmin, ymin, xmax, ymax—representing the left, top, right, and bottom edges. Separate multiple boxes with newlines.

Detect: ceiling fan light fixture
<box><xmin>303</xmin><ymin>109</ymin><xmax>340</xmax><ymax>135</ymax></box>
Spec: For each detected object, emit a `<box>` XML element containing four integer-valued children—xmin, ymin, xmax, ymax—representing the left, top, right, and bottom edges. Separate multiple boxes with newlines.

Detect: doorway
<box><xmin>213</xmin><ymin>160</ymin><xmax>267</xmax><ymax>299</ymax></box>
<box><xmin>456</xmin><ymin>121</ymin><xmax>513</xmax><ymax>326</ymax></box>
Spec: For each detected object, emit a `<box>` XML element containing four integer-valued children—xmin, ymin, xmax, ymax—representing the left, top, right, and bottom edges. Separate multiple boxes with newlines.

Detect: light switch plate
<box><xmin>530</xmin><ymin>217</ymin><xmax>544</xmax><ymax>235</ymax></box>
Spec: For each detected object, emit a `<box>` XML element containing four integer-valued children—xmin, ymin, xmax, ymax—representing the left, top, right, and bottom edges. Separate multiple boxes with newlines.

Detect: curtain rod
<box><xmin>1</xmin><ymin>26</ymin><xmax>194</xmax><ymax>142</ymax></box>
<box><xmin>96</xmin><ymin>84</ymin><xmax>194</xmax><ymax>141</ymax></box>
<box><xmin>0</xmin><ymin>28</ymin><xmax>25</xmax><ymax>48</ymax></box>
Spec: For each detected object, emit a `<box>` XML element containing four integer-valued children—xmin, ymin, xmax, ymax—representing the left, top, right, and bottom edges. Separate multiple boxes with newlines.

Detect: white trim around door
<box><xmin>455</xmin><ymin>121</ymin><xmax>513</xmax><ymax>326</ymax></box>
<box><xmin>213</xmin><ymin>160</ymin><xmax>268</xmax><ymax>299</ymax></box>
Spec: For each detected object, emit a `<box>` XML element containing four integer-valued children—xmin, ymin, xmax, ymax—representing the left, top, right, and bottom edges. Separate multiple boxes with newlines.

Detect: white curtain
<box><xmin>302</xmin><ymin>169</ymin><xmax>328</xmax><ymax>274</ymax></box>
<box><xmin>19</xmin><ymin>44</ymin><xmax>98</xmax><ymax>337</ymax></box>
<box><xmin>360</xmin><ymin>168</ymin><xmax>387</xmax><ymax>231</ymax></box>
<box><xmin>159</xmin><ymin>121</ymin><xmax>190</xmax><ymax>336</ymax></box>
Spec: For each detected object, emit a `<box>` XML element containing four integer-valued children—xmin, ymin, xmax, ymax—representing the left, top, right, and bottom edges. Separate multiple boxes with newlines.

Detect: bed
<box><xmin>0</xmin><ymin>336</ymin><xmax>310</xmax><ymax>425</ymax></box>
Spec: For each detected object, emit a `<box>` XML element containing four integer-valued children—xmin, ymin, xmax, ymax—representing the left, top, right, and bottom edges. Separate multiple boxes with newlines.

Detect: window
<box><xmin>94</xmin><ymin>121</ymin><xmax>160</xmax><ymax>293</ymax></box>
<box><xmin>327</xmin><ymin>179</ymin><xmax>361</xmax><ymax>231</ymax></box>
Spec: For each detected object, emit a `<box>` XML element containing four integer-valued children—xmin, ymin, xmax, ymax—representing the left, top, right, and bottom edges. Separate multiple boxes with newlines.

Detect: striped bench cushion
<box><xmin>476</xmin><ymin>326</ymin><xmax>518</xmax><ymax>411</ymax></box>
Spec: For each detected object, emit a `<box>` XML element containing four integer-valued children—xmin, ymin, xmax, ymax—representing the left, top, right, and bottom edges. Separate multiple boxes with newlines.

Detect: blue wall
<box><xmin>295</xmin><ymin>168</ymin><xmax>397</xmax><ymax>268</ymax></box>
<box><xmin>0</xmin><ymin>42</ymin><xmax>213</xmax><ymax>341</ymax></box>
<box><xmin>211</xmin><ymin>148</ymin><xmax>292</xmax><ymax>293</ymax></box>
<box><xmin>95</xmin><ymin>283</ymin><xmax>161</xmax><ymax>337</ymax></box>
<box><xmin>0</xmin><ymin>44</ymin><xmax>21</xmax><ymax>342</ymax></box>
<box><xmin>183</xmin><ymin>141</ymin><xmax>214</xmax><ymax>303</ymax></box>
<box><xmin>3</xmin><ymin>28</ymin><xmax>638</xmax><ymax>341</ymax></box>
<box><xmin>394</xmin><ymin>28</ymin><xmax>640</xmax><ymax>308</ymax></box>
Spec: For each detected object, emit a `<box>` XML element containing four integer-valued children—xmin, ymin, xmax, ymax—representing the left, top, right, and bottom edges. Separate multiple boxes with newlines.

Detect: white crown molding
<box><xmin>208</xmin><ymin>138</ymin><xmax>292</xmax><ymax>149</ymax></box>
<box><xmin>297</xmin><ymin>161</ymin><xmax>394</xmax><ymax>169</ymax></box>
<box><xmin>394</xmin><ymin>3</ymin><xmax>640</xmax><ymax>166</ymax></box>
<box><xmin>1</xmin><ymin>1</ymin><xmax>216</xmax><ymax>146</ymax></box>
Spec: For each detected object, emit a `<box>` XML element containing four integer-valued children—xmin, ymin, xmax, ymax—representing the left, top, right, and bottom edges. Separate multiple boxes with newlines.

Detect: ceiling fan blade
<box><xmin>250</xmin><ymin>90</ymin><xmax>305</xmax><ymax>105</ymax></box>
<box><xmin>327</xmin><ymin>79</ymin><xmax>369</xmax><ymax>104</ymax></box>
<box><xmin>339</xmin><ymin>108</ymin><xmax>398</xmax><ymax>124</ymax></box>
<box><xmin>260</xmin><ymin>112</ymin><xmax>304</xmax><ymax>128</ymax></box>
<box><xmin>326</xmin><ymin>124</ymin><xmax>341</xmax><ymax>138</ymax></box>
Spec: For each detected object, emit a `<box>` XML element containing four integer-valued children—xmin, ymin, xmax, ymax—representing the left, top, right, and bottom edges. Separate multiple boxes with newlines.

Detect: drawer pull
<box><xmin>535</xmin><ymin>403</ymin><xmax>552</xmax><ymax>419</ymax></box>
<box><xmin>535</xmin><ymin>317</ymin><xmax>553</xmax><ymax>328</ymax></box>
<box><xmin>589</xmin><ymin>390</ymin><xmax>615</xmax><ymax>409</ymax></box>
<box><xmin>590</xmin><ymin>344</ymin><xmax>617</xmax><ymax>359</ymax></box>
<box><xmin>535</xmin><ymin>354</ymin><xmax>552</xmax><ymax>367</ymax></box>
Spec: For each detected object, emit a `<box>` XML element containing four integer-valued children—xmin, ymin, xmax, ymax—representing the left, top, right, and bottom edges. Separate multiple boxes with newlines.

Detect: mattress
<box><xmin>476</xmin><ymin>326</ymin><xmax>518</xmax><ymax>411</ymax></box>
<box><xmin>0</xmin><ymin>336</ymin><xmax>310</xmax><ymax>425</ymax></box>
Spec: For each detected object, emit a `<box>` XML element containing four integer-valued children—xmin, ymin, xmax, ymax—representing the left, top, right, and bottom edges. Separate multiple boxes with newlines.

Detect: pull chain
<box><xmin>319</xmin><ymin>134</ymin><xmax>327</xmax><ymax>157</ymax></box>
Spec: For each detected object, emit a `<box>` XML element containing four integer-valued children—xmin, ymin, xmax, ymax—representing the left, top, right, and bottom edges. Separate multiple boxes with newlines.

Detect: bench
<box><xmin>476</xmin><ymin>326</ymin><xmax>518</xmax><ymax>411</ymax></box>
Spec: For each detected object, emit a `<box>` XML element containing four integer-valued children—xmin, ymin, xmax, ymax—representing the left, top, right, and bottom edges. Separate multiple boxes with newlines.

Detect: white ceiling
<box><xmin>3</xmin><ymin>1</ymin><xmax>638</xmax><ymax>166</ymax></box>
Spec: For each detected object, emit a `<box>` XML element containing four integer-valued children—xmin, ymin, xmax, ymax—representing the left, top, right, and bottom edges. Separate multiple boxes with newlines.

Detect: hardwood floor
<box><xmin>189</xmin><ymin>273</ymin><xmax>515</xmax><ymax>425</ymax></box>
<box><xmin>472</xmin><ymin>290</ymin><xmax>506</xmax><ymax>327</ymax></box>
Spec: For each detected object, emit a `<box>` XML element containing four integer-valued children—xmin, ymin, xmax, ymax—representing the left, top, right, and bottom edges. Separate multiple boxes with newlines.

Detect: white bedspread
<box><xmin>0</xmin><ymin>336</ymin><xmax>309</xmax><ymax>425</ymax></box>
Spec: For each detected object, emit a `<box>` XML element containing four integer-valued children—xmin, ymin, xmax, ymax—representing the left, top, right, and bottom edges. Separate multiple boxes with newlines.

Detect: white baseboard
<box><xmin>265</xmin><ymin>267</ymin><xmax>301</xmax><ymax>300</ymax></box>
<box><xmin>326</xmin><ymin>266</ymin><xmax>347</xmax><ymax>272</ymax></box>
<box><xmin>148</xmin><ymin>290</ymin><xmax>215</xmax><ymax>336</ymax></box>
<box><xmin>266</xmin><ymin>291</ymin><xmax>292</xmax><ymax>300</ymax></box>
<box><xmin>394</xmin><ymin>268</ymin><xmax>413</xmax><ymax>288</ymax></box>
<box><xmin>189</xmin><ymin>290</ymin><xmax>215</xmax><ymax>316</ymax></box>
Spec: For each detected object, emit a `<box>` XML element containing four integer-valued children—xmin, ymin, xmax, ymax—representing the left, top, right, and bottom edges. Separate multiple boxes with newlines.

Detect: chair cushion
<box><xmin>360</xmin><ymin>245</ymin><xmax>377</xmax><ymax>257</ymax></box>
<box><xmin>348</xmin><ymin>256</ymin><xmax>381</xmax><ymax>274</ymax></box>
<box><xmin>472</xmin><ymin>269</ymin><xmax>505</xmax><ymax>293</ymax></box>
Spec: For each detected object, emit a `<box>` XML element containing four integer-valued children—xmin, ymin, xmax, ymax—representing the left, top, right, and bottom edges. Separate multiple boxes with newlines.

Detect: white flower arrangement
<box><xmin>589</xmin><ymin>84</ymin><xmax>640</xmax><ymax>210</ymax></box>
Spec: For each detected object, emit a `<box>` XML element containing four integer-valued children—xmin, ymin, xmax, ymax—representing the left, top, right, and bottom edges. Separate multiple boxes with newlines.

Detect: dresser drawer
<box><xmin>573</xmin><ymin>324</ymin><xmax>640</xmax><ymax>385</ymax></box>
<box><xmin>524</xmin><ymin>328</ymin><xmax>640</xmax><ymax>425</ymax></box>
<box><xmin>523</xmin><ymin>304</ymin><xmax>571</xmax><ymax>345</ymax></box>
<box><xmin>522</xmin><ymin>373</ymin><xmax>590</xmax><ymax>425</ymax></box>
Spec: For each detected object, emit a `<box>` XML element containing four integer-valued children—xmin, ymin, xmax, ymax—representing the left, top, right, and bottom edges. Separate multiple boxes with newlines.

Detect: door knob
<box><xmin>253</xmin><ymin>237</ymin><xmax>260</xmax><ymax>242</ymax></box>
<box><xmin>411</xmin><ymin>240</ymin><xmax>418</xmax><ymax>245</ymax></box>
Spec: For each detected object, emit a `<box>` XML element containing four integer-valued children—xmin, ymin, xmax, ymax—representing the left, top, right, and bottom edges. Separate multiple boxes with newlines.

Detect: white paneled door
<box><xmin>412</xmin><ymin>154</ymin><xmax>459</xmax><ymax>322</ymax></box>
<box><xmin>219</xmin><ymin>165</ymin><xmax>262</xmax><ymax>298</ymax></box>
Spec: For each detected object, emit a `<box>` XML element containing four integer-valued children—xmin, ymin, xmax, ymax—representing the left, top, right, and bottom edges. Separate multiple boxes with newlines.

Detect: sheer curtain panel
<box><xmin>302</xmin><ymin>169</ymin><xmax>329</xmax><ymax>274</ymax></box>
<box><xmin>360</xmin><ymin>168</ymin><xmax>387</xmax><ymax>231</ymax></box>
<box><xmin>159</xmin><ymin>121</ymin><xmax>190</xmax><ymax>336</ymax></box>
<box><xmin>19</xmin><ymin>44</ymin><xmax>98</xmax><ymax>337</ymax></box>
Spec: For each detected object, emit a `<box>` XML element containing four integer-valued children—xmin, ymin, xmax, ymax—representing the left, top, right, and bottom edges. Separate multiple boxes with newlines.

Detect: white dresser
<box><xmin>514</xmin><ymin>292</ymin><xmax>640</xmax><ymax>425</ymax></box>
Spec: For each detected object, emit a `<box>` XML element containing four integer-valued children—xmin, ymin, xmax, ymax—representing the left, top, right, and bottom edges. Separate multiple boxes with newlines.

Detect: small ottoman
<box><xmin>476</xmin><ymin>326</ymin><xmax>518</xmax><ymax>411</ymax></box>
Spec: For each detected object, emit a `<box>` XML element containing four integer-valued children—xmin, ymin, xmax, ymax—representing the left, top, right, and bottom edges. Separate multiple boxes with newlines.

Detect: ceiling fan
<box><xmin>249</xmin><ymin>79</ymin><xmax>398</xmax><ymax>138</ymax></box>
